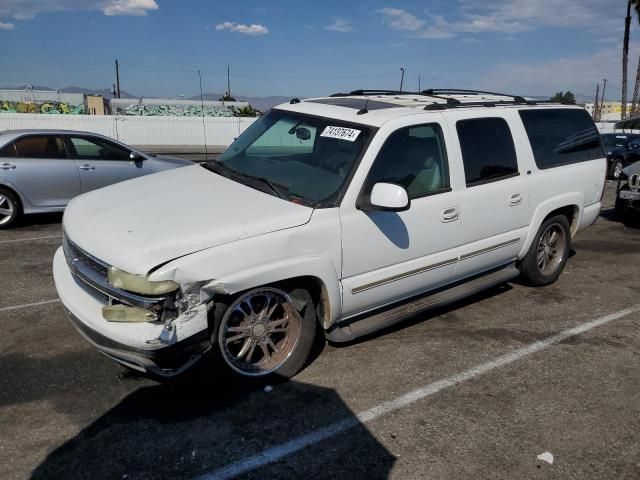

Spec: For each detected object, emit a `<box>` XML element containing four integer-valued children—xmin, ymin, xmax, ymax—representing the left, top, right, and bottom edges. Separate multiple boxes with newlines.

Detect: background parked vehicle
<box><xmin>615</xmin><ymin>160</ymin><xmax>640</xmax><ymax>221</ymax></box>
<box><xmin>601</xmin><ymin>133</ymin><xmax>640</xmax><ymax>179</ymax></box>
<box><xmin>0</xmin><ymin>129</ymin><xmax>193</xmax><ymax>228</ymax></box>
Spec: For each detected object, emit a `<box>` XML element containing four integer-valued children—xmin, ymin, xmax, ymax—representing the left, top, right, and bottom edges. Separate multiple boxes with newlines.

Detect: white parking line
<box><xmin>196</xmin><ymin>304</ymin><xmax>640</xmax><ymax>480</ymax></box>
<box><xmin>0</xmin><ymin>299</ymin><xmax>61</xmax><ymax>312</ymax></box>
<box><xmin>0</xmin><ymin>234</ymin><xmax>62</xmax><ymax>245</ymax></box>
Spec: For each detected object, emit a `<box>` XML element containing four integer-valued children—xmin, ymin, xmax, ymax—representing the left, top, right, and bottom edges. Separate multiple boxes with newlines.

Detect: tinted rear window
<box><xmin>456</xmin><ymin>117</ymin><xmax>519</xmax><ymax>186</ymax></box>
<box><xmin>0</xmin><ymin>142</ymin><xmax>17</xmax><ymax>157</ymax></box>
<box><xmin>519</xmin><ymin>109</ymin><xmax>603</xmax><ymax>169</ymax></box>
<box><xmin>14</xmin><ymin>135</ymin><xmax>67</xmax><ymax>159</ymax></box>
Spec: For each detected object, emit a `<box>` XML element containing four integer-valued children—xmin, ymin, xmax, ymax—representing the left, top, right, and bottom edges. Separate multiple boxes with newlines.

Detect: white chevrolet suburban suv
<box><xmin>53</xmin><ymin>89</ymin><xmax>605</xmax><ymax>380</ymax></box>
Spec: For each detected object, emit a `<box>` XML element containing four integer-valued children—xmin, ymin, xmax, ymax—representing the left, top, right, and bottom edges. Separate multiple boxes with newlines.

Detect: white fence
<box><xmin>0</xmin><ymin>113</ymin><xmax>257</xmax><ymax>150</ymax></box>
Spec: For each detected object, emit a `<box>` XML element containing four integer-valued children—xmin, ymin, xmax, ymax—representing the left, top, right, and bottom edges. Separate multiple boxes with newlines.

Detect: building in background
<box><xmin>585</xmin><ymin>101</ymin><xmax>632</xmax><ymax>120</ymax></box>
<box><xmin>0</xmin><ymin>87</ymin><xmax>260</xmax><ymax>117</ymax></box>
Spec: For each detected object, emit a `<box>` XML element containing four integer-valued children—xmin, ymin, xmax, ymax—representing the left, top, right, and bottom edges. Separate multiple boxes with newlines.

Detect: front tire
<box><xmin>519</xmin><ymin>215</ymin><xmax>571</xmax><ymax>286</ymax></box>
<box><xmin>610</xmin><ymin>159</ymin><xmax>624</xmax><ymax>180</ymax></box>
<box><xmin>216</xmin><ymin>287</ymin><xmax>318</xmax><ymax>379</ymax></box>
<box><xmin>0</xmin><ymin>188</ymin><xmax>21</xmax><ymax>229</ymax></box>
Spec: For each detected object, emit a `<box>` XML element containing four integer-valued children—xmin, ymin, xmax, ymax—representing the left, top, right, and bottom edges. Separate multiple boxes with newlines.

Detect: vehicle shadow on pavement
<box><xmin>30</xmin><ymin>367</ymin><xmax>396</xmax><ymax>480</ymax></box>
<box><xmin>15</xmin><ymin>212</ymin><xmax>63</xmax><ymax>228</ymax></box>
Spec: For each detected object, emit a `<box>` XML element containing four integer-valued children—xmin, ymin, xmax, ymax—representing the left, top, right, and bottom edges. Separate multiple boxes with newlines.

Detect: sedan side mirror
<box><xmin>359</xmin><ymin>182</ymin><xmax>410</xmax><ymax>212</ymax></box>
<box><xmin>129</xmin><ymin>151</ymin><xmax>142</xmax><ymax>160</ymax></box>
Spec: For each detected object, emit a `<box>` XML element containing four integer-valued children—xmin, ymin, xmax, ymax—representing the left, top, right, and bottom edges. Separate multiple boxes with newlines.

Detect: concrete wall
<box><xmin>0</xmin><ymin>113</ymin><xmax>258</xmax><ymax>153</ymax></box>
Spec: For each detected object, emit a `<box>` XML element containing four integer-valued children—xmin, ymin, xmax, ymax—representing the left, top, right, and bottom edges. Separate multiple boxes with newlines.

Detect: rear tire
<box><xmin>0</xmin><ymin>188</ymin><xmax>21</xmax><ymax>229</ymax></box>
<box><xmin>214</xmin><ymin>286</ymin><xmax>318</xmax><ymax>381</ymax></box>
<box><xmin>519</xmin><ymin>215</ymin><xmax>571</xmax><ymax>286</ymax></box>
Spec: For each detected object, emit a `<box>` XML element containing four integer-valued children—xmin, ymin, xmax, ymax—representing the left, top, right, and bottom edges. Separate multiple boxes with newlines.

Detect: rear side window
<box><xmin>14</xmin><ymin>135</ymin><xmax>67</xmax><ymax>159</ymax></box>
<box><xmin>519</xmin><ymin>109</ymin><xmax>603</xmax><ymax>169</ymax></box>
<box><xmin>0</xmin><ymin>142</ymin><xmax>17</xmax><ymax>157</ymax></box>
<box><xmin>456</xmin><ymin>118</ymin><xmax>518</xmax><ymax>187</ymax></box>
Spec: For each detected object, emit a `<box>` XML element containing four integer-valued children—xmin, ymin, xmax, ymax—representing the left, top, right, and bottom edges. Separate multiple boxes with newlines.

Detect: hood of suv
<box><xmin>63</xmin><ymin>165</ymin><xmax>314</xmax><ymax>274</ymax></box>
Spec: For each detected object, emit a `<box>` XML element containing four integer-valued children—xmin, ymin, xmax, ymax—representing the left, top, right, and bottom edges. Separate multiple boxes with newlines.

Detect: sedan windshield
<box><xmin>209</xmin><ymin>110</ymin><xmax>373</xmax><ymax>206</ymax></box>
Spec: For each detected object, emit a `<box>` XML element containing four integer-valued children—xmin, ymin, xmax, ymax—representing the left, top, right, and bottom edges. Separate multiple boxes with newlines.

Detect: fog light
<box><xmin>102</xmin><ymin>305</ymin><xmax>159</xmax><ymax>323</ymax></box>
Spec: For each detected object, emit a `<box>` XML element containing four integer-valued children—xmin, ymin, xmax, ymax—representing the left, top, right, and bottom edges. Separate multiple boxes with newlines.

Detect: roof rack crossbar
<box><xmin>422</xmin><ymin>88</ymin><xmax>534</xmax><ymax>105</ymax></box>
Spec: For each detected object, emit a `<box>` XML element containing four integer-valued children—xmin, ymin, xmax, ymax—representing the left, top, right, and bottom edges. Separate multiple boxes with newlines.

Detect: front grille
<box><xmin>630</xmin><ymin>174</ymin><xmax>640</xmax><ymax>191</ymax></box>
<box><xmin>63</xmin><ymin>234</ymin><xmax>108</xmax><ymax>278</ymax></box>
<box><xmin>62</xmin><ymin>232</ymin><xmax>169</xmax><ymax>314</ymax></box>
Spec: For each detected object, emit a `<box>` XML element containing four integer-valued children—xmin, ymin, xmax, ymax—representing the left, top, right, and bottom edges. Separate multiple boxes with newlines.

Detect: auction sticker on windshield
<box><xmin>320</xmin><ymin>126</ymin><xmax>361</xmax><ymax>142</ymax></box>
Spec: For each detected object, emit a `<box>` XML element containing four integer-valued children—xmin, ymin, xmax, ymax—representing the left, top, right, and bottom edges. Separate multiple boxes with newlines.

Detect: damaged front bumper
<box><xmin>53</xmin><ymin>248</ymin><xmax>212</xmax><ymax>378</ymax></box>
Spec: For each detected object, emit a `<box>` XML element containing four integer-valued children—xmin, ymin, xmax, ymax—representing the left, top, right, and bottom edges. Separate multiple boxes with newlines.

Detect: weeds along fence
<box><xmin>0</xmin><ymin>114</ymin><xmax>258</xmax><ymax>152</ymax></box>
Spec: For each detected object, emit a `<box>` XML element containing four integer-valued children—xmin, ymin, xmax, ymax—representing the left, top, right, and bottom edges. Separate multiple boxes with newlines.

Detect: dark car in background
<box><xmin>602</xmin><ymin>133</ymin><xmax>640</xmax><ymax>180</ymax></box>
<box><xmin>615</xmin><ymin>161</ymin><xmax>640</xmax><ymax>221</ymax></box>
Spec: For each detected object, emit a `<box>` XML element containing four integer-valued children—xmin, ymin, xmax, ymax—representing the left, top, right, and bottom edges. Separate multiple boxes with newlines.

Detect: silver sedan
<box><xmin>0</xmin><ymin>129</ymin><xmax>193</xmax><ymax>228</ymax></box>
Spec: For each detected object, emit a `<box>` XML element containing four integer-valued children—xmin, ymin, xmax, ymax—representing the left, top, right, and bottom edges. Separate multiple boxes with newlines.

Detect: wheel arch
<box><xmin>0</xmin><ymin>181</ymin><xmax>24</xmax><ymax>214</ymax></box>
<box><xmin>519</xmin><ymin>193</ymin><xmax>582</xmax><ymax>259</ymax></box>
<box><xmin>161</xmin><ymin>256</ymin><xmax>342</xmax><ymax>330</ymax></box>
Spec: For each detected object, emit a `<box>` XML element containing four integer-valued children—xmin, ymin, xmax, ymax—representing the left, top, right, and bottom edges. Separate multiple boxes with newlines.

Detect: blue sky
<box><xmin>0</xmin><ymin>0</ymin><xmax>632</xmax><ymax>99</ymax></box>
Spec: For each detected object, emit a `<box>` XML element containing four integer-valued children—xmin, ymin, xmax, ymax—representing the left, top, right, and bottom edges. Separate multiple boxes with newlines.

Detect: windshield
<box><xmin>210</xmin><ymin>110</ymin><xmax>373</xmax><ymax>206</ymax></box>
<box><xmin>602</xmin><ymin>134</ymin><xmax>628</xmax><ymax>149</ymax></box>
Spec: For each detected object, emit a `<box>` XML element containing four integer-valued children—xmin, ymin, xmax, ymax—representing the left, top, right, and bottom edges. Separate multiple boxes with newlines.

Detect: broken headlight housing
<box><xmin>107</xmin><ymin>267</ymin><xmax>180</xmax><ymax>296</ymax></box>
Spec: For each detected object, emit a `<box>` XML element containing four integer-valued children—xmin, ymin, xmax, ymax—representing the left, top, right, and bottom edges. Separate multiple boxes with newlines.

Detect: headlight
<box><xmin>107</xmin><ymin>267</ymin><xmax>179</xmax><ymax>295</ymax></box>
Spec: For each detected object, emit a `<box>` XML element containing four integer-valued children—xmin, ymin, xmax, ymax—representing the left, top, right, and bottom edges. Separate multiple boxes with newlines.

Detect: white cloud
<box><xmin>377</xmin><ymin>8</ymin><xmax>425</xmax><ymax>31</ymax></box>
<box><xmin>325</xmin><ymin>18</ymin><xmax>353</xmax><ymax>33</ymax></box>
<box><xmin>377</xmin><ymin>1</ymin><xmax>620</xmax><ymax>40</ymax></box>
<box><xmin>103</xmin><ymin>0</ymin><xmax>158</xmax><ymax>16</ymax></box>
<box><xmin>0</xmin><ymin>21</ymin><xmax>15</xmax><ymax>30</ymax></box>
<box><xmin>0</xmin><ymin>0</ymin><xmax>158</xmax><ymax>21</ymax></box>
<box><xmin>478</xmin><ymin>42</ymin><xmax>637</xmax><ymax>97</ymax></box>
<box><xmin>215</xmin><ymin>21</ymin><xmax>269</xmax><ymax>36</ymax></box>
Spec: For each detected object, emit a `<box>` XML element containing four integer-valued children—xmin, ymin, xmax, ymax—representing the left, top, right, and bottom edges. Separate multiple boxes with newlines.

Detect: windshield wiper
<box><xmin>203</xmin><ymin>161</ymin><xmax>289</xmax><ymax>199</ymax></box>
<box><xmin>238</xmin><ymin>172</ymin><xmax>290</xmax><ymax>199</ymax></box>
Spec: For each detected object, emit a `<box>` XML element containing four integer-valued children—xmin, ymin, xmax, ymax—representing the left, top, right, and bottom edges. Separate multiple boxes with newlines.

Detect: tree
<box><xmin>550</xmin><ymin>91</ymin><xmax>576</xmax><ymax>104</ymax></box>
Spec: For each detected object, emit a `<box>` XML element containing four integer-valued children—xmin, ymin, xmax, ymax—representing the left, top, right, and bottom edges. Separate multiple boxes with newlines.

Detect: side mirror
<box><xmin>129</xmin><ymin>151</ymin><xmax>142</xmax><ymax>160</ymax></box>
<box><xmin>359</xmin><ymin>182</ymin><xmax>410</xmax><ymax>212</ymax></box>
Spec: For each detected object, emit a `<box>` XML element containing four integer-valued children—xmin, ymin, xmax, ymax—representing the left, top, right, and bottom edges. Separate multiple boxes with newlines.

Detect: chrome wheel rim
<box><xmin>218</xmin><ymin>288</ymin><xmax>302</xmax><ymax>377</ymax></box>
<box><xmin>614</xmin><ymin>162</ymin><xmax>623</xmax><ymax>179</ymax></box>
<box><xmin>536</xmin><ymin>224</ymin><xmax>567</xmax><ymax>275</ymax></box>
<box><xmin>0</xmin><ymin>194</ymin><xmax>14</xmax><ymax>225</ymax></box>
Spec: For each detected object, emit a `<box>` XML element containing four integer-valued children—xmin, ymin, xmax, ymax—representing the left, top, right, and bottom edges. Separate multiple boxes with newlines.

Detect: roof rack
<box><xmin>330</xmin><ymin>89</ymin><xmax>408</xmax><ymax>97</ymax></box>
<box><xmin>325</xmin><ymin>88</ymin><xmax>558</xmax><ymax>112</ymax></box>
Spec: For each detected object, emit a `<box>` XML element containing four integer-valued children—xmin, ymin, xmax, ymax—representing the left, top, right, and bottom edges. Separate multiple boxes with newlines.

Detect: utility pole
<box><xmin>198</xmin><ymin>70</ymin><xmax>208</xmax><ymax>159</ymax></box>
<box><xmin>623</xmin><ymin>1</ymin><xmax>632</xmax><ymax>120</ymax></box>
<box><xmin>399</xmin><ymin>67</ymin><xmax>405</xmax><ymax>92</ymax></box>
<box><xmin>600</xmin><ymin>78</ymin><xmax>608</xmax><ymax>120</ymax></box>
<box><xmin>114</xmin><ymin>59</ymin><xmax>121</xmax><ymax>99</ymax></box>
<box><xmin>227</xmin><ymin>65</ymin><xmax>231</xmax><ymax>100</ymax></box>
<box><xmin>418</xmin><ymin>74</ymin><xmax>421</xmax><ymax>92</ymax></box>
<box><xmin>593</xmin><ymin>82</ymin><xmax>600</xmax><ymax>122</ymax></box>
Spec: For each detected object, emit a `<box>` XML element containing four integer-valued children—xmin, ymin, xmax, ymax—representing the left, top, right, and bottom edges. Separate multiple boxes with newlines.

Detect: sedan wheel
<box><xmin>218</xmin><ymin>288</ymin><xmax>304</xmax><ymax>377</ymax></box>
<box><xmin>0</xmin><ymin>191</ymin><xmax>18</xmax><ymax>228</ymax></box>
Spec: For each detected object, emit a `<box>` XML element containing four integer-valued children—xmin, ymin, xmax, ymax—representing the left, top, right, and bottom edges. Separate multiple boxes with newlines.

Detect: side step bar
<box><xmin>326</xmin><ymin>263</ymin><xmax>520</xmax><ymax>343</ymax></box>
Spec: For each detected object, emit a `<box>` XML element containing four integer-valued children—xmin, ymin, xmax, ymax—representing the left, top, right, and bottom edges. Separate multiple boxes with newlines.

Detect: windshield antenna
<box><xmin>357</xmin><ymin>97</ymin><xmax>370</xmax><ymax>115</ymax></box>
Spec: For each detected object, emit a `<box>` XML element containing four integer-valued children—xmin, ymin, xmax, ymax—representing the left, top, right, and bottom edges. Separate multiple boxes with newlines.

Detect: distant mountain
<box><xmin>0</xmin><ymin>85</ymin><xmax>135</xmax><ymax>99</ymax></box>
<box><xmin>191</xmin><ymin>93</ymin><xmax>293</xmax><ymax>112</ymax></box>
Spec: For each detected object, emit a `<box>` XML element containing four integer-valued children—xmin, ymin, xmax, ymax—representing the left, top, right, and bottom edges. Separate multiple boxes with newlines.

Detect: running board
<box><xmin>327</xmin><ymin>263</ymin><xmax>520</xmax><ymax>343</ymax></box>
